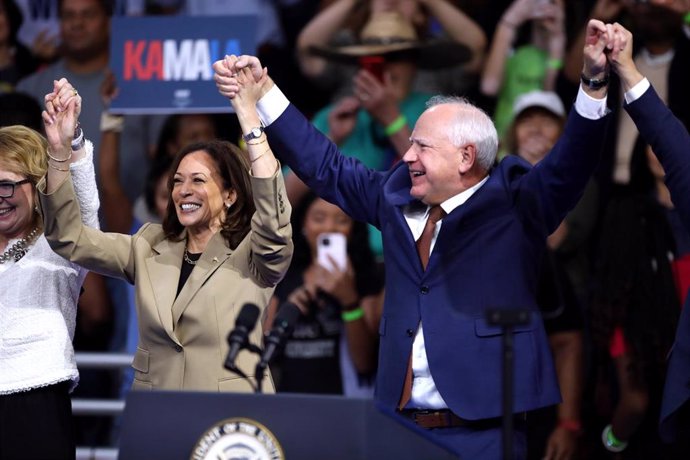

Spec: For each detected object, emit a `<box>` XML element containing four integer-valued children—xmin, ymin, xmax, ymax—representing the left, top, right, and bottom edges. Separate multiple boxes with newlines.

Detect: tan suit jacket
<box><xmin>39</xmin><ymin>171</ymin><xmax>293</xmax><ymax>393</ymax></box>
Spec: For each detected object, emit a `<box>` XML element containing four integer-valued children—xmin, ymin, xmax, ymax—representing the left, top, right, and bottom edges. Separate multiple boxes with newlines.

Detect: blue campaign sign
<box><xmin>109</xmin><ymin>16</ymin><xmax>257</xmax><ymax>114</ymax></box>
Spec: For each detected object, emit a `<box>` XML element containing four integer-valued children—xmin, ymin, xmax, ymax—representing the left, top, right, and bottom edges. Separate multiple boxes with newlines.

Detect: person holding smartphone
<box><xmin>263</xmin><ymin>192</ymin><xmax>384</xmax><ymax>396</ymax></box>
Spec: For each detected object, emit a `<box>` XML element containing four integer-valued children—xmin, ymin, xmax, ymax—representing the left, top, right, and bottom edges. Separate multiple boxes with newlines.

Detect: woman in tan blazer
<box><xmin>38</xmin><ymin>79</ymin><xmax>293</xmax><ymax>394</ymax></box>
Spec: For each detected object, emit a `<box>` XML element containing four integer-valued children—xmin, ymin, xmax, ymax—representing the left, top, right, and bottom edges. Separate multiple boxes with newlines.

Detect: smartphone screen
<box><xmin>359</xmin><ymin>55</ymin><xmax>385</xmax><ymax>83</ymax></box>
<box><xmin>317</xmin><ymin>233</ymin><xmax>347</xmax><ymax>272</ymax></box>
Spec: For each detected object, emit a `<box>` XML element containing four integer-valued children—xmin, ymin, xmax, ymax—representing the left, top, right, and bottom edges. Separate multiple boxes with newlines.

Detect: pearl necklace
<box><xmin>0</xmin><ymin>227</ymin><xmax>40</xmax><ymax>264</ymax></box>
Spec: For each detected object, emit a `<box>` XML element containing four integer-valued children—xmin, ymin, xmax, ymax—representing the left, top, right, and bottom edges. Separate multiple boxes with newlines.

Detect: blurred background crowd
<box><xmin>1</xmin><ymin>0</ymin><xmax>689</xmax><ymax>458</ymax></box>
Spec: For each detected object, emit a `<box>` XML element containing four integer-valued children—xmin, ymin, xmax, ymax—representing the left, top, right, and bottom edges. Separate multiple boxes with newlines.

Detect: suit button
<box><xmin>407</xmin><ymin>329</ymin><xmax>415</xmax><ymax>337</ymax></box>
<box><xmin>420</xmin><ymin>285</ymin><xmax>429</xmax><ymax>294</ymax></box>
<box><xmin>174</xmin><ymin>345</ymin><xmax>182</xmax><ymax>352</ymax></box>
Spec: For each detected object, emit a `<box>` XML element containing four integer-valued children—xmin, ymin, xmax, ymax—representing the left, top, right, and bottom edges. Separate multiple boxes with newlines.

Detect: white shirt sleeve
<box><xmin>574</xmin><ymin>85</ymin><xmax>609</xmax><ymax>120</ymax></box>
<box><xmin>624</xmin><ymin>78</ymin><xmax>651</xmax><ymax>105</ymax></box>
<box><xmin>256</xmin><ymin>84</ymin><xmax>290</xmax><ymax>127</ymax></box>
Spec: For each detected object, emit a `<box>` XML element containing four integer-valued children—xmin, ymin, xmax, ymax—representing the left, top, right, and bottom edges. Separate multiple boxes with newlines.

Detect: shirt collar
<box><xmin>439</xmin><ymin>175</ymin><xmax>490</xmax><ymax>215</ymax></box>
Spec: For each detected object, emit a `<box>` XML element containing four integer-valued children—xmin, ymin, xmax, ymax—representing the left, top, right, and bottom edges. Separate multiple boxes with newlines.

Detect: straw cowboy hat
<box><xmin>308</xmin><ymin>12</ymin><xmax>471</xmax><ymax>69</ymax></box>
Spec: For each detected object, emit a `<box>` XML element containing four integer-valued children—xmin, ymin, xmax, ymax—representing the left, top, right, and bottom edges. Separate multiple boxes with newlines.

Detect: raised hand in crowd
<box><xmin>327</xmin><ymin>96</ymin><xmax>360</xmax><ymax>145</ymax></box>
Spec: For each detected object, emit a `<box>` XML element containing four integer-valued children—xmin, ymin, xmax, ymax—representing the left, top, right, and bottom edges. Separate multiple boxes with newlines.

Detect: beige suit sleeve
<box><xmin>248</xmin><ymin>164</ymin><xmax>293</xmax><ymax>288</ymax></box>
<box><xmin>38</xmin><ymin>175</ymin><xmax>137</xmax><ymax>283</ymax></box>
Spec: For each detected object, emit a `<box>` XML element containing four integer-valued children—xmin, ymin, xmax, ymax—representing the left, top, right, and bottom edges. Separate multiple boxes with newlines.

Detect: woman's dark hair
<box><xmin>1</xmin><ymin>0</ymin><xmax>23</xmax><ymax>43</ymax></box>
<box><xmin>289</xmin><ymin>191</ymin><xmax>378</xmax><ymax>294</ymax></box>
<box><xmin>0</xmin><ymin>1</ymin><xmax>38</xmax><ymax>82</ymax></box>
<box><xmin>144</xmin><ymin>153</ymin><xmax>174</xmax><ymax>217</ymax></box>
<box><xmin>0</xmin><ymin>92</ymin><xmax>42</xmax><ymax>132</ymax></box>
<box><xmin>162</xmin><ymin>140</ymin><xmax>254</xmax><ymax>249</ymax></box>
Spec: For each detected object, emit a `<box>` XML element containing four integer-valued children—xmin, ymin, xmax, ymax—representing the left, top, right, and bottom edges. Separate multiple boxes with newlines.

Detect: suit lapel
<box><xmin>146</xmin><ymin>237</ymin><xmax>184</xmax><ymax>344</ymax></box>
<box><xmin>171</xmin><ymin>232</ymin><xmax>231</xmax><ymax>326</ymax></box>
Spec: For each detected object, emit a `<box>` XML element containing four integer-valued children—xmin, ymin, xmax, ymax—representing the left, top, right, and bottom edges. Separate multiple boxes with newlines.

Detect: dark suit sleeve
<box><xmin>629</xmin><ymin>86</ymin><xmax>690</xmax><ymax>441</ymax></box>
<box><xmin>516</xmin><ymin>107</ymin><xmax>611</xmax><ymax>235</ymax></box>
<box><xmin>266</xmin><ymin>104</ymin><xmax>385</xmax><ymax>227</ymax></box>
<box><xmin>625</xmin><ymin>85</ymin><xmax>690</xmax><ymax>233</ymax></box>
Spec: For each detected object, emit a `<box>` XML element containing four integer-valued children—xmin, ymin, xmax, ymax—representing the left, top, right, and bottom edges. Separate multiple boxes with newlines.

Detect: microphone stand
<box><xmin>224</xmin><ymin>343</ymin><xmax>262</xmax><ymax>393</ymax></box>
<box><xmin>255</xmin><ymin>361</ymin><xmax>269</xmax><ymax>394</ymax></box>
<box><xmin>486</xmin><ymin>309</ymin><xmax>531</xmax><ymax>460</ymax></box>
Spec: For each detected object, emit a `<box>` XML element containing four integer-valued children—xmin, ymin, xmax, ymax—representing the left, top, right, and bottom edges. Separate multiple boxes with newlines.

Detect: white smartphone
<box><xmin>316</xmin><ymin>232</ymin><xmax>347</xmax><ymax>272</ymax></box>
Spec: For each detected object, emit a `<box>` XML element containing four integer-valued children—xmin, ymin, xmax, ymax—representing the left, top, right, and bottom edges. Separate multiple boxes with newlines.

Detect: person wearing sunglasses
<box><xmin>0</xmin><ymin>78</ymin><xmax>99</xmax><ymax>459</ymax></box>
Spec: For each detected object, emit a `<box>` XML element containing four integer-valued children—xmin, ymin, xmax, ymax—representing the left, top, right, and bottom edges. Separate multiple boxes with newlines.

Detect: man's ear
<box><xmin>458</xmin><ymin>144</ymin><xmax>476</xmax><ymax>175</ymax></box>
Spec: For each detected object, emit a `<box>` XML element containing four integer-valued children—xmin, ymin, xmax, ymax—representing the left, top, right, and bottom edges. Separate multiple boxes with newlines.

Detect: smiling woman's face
<box><xmin>302</xmin><ymin>197</ymin><xmax>353</xmax><ymax>257</ymax></box>
<box><xmin>171</xmin><ymin>150</ymin><xmax>233</xmax><ymax>233</ymax></box>
<box><xmin>0</xmin><ymin>163</ymin><xmax>35</xmax><ymax>242</ymax></box>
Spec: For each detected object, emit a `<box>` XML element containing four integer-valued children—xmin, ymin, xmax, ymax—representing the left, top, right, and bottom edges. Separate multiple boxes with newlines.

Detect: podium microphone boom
<box><xmin>224</xmin><ymin>303</ymin><xmax>260</xmax><ymax>371</ymax></box>
<box><xmin>257</xmin><ymin>302</ymin><xmax>301</xmax><ymax>370</ymax></box>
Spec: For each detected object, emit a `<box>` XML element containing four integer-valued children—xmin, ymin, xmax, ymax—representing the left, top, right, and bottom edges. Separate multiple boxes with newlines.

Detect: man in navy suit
<box><xmin>214</xmin><ymin>20</ymin><xmax>623</xmax><ymax>459</ymax></box>
<box><xmin>606</xmin><ymin>17</ymin><xmax>690</xmax><ymax>445</ymax></box>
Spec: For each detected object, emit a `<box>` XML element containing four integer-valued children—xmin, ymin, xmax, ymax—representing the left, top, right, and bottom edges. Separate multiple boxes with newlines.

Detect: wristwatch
<box><xmin>580</xmin><ymin>73</ymin><xmax>609</xmax><ymax>90</ymax></box>
<box><xmin>242</xmin><ymin>126</ymin><xmax>264</xmax><ymax>142</ymax></box>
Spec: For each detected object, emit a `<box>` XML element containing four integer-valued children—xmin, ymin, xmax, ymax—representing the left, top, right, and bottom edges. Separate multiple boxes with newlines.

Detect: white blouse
<box><xmin>0</xmin><ymin>141</ymin><xmax>99</xmax><ymax>394</ymax></box>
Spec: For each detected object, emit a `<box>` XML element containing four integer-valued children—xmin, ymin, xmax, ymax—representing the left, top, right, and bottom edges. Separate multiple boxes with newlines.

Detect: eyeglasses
<box><xmin>0</xmin><ymin>179</ymin><xmax>32</xmax><ymax>198</ymax></box>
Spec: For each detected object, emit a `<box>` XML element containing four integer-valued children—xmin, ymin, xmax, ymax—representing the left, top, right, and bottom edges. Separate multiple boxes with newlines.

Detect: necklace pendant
<box><xmin>13</xmin><ymin>248</ymin><xmax>27</xmax><ymax>262</ymax></box>
<box><xmin>0</xmin><ymin>227</ymin><xmax>39</xmax><ymax>264</ymax></box>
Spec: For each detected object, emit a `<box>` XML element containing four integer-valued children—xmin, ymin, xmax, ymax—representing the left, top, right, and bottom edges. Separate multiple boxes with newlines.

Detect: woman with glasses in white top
<box><xmin>0</xmin><ymin>78</ymin><xmax>98</xmax><ymax>460</ymax></box>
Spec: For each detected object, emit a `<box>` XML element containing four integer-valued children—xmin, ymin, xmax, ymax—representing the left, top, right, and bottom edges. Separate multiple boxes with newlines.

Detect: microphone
<box><xmin>224</xmin><ymin>303</ymin><xmax>260</xmax><ymax>372</ymax></box>
<box><xmin>257</xmin><ymin>302</ymin><xmax>301</xmax><ymax>371</ymax></box>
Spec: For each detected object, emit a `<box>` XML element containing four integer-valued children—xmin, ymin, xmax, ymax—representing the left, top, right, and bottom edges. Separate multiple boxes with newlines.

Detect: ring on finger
<box><xmin>72</xmin><ymin>88</ymin><xmax>78</xmax><ymax>96</ymax></box>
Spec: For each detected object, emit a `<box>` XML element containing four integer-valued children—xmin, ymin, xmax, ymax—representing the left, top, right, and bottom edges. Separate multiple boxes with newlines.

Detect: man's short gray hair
<box><xmin>426</xmin><ymin>95</ymin><xmax>498</xmax><ymax>171</ymax></box>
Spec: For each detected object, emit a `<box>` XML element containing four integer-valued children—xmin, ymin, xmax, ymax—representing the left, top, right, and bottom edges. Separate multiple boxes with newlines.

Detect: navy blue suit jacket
<box><xmin>626</xmin><ymin>86</ymin><xmax>690</xmax><ymax>441</ymax></box>
<box><xmin>266</xmin><ymin>101</ymin><xmax>610</xmax><ymax>419</ymax></box>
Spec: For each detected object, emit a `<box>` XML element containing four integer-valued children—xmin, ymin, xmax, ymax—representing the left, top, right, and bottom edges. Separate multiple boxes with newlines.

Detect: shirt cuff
<box><xmin>257</xmin><ymin>84</ymin><xmax>290</xmax><ymax>127</ymax></box>
<box><xmin>624</xmin><ymin>78</ymin><xmax>650</xmax><ymax>105</ymax></box>
<box><xmin>574</xmin><ymin>85</ymin><xmax>608</xmax><ymax>120</ymax></box>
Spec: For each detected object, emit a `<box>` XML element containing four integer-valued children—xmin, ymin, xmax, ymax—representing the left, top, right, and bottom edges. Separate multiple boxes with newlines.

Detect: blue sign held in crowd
<box><xmin>110</xmin><ymin>15</ymin><xmax>257</xmax><ymax>114</ymax></box>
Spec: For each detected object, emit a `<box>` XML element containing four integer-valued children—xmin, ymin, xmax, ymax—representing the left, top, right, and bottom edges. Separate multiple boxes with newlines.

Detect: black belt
<box><xmin>399</xmin><ymin>409</ymin><xmax>526</xmax><ymax>430</ymax></box>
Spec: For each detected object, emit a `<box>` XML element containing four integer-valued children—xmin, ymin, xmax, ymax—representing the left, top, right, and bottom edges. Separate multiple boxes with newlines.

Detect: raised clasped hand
<box><xmin>583</xmin><ymin>19</ymin><xmax>625</xmax><ymax>78</ymax></box>
<box><xmin>42</xmin><ymin>78</ymin><xmax>81</xmax><ymax>151</ymax></box>
<box><xmin>213</xmin><ymin>54</ymin><xmax>265</xmax><ymax>103</ymax></box>
<box><xmin>603</xmin><ymin>22</ymin><xmax>633</xmax><ymax>75</ymax></box>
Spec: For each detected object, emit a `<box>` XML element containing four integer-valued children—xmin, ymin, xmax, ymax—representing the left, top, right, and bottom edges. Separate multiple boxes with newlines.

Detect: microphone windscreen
<box><xmin>236</xmin><ymin>303</ymin><xmax>260</xmax><ymax>329</ymax></box>
<box><xmin>273</xmin><ymin>303</ymin><xmax>300</xmax><ymax>334</ymax></box>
